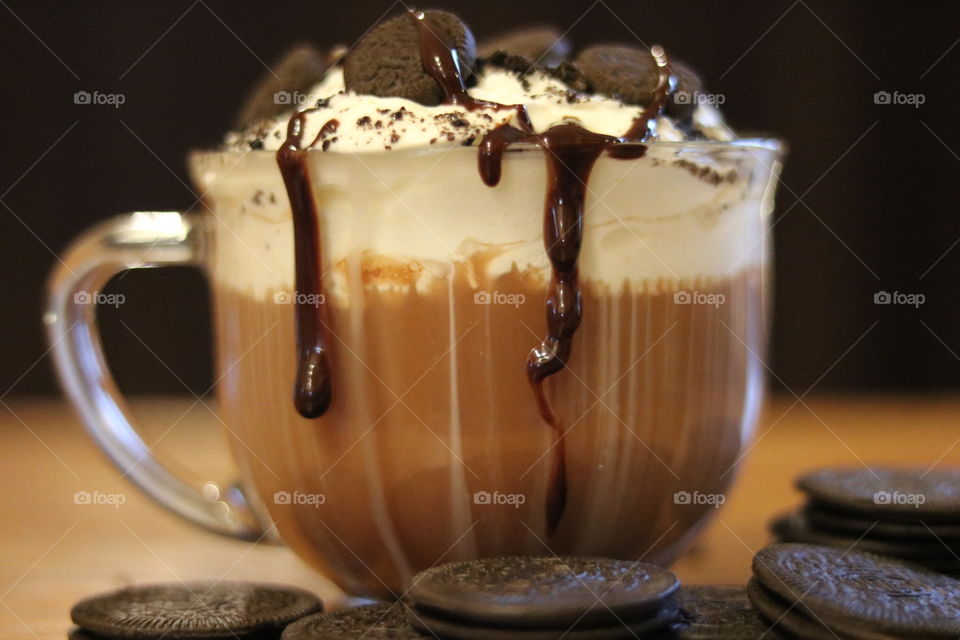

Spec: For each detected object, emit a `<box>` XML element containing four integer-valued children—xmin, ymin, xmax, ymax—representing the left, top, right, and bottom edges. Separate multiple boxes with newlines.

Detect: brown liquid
<box><xmin>213</xmin><ymin>263</ymin><xmax>762</xmax><ymax>598</ymax></box>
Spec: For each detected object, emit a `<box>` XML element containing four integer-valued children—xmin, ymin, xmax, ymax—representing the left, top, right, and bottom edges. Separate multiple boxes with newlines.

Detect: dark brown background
<box><xmin>3</xmin><ymin>0</ymin><xmax>959</xmax><ymax>397</ymax></box>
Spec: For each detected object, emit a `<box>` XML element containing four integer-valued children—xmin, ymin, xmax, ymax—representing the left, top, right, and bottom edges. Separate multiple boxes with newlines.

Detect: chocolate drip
<box><xmin>527</xmin><ymin>124</ymin><xmax>617</xmax><ymax>534</ymax></box>
<box><xmin>409</xmin><ymin>6</ymin><xmax>675</xmax><ymax>535</ymax></box>
<box><xmin>277</xmin><ymin>113</ymin><xmax>336</xmax><ymax>418</ymax></box>
<box><xmin>478</xmin><ymin>123</ymin><xmax>615</xmax><ymax>535</ymax></box>
<box><xmin>619</xmin><ymin>45</ymin><xmax>673</xmax><ymax>145</ymax></box>
<box><xmin>410</xmin><ymin>10</ymin><xmax>471</xmax><ymax>105</ymax></box>
<box><xmin>478</xmin><ymin>124</ymin><xmax>528</xmax><ymax>186</ymax></box>
<box><xmin>410</xmin><ymin>10</ymin><xmax>534</xmax><ymax>130</ymax></box>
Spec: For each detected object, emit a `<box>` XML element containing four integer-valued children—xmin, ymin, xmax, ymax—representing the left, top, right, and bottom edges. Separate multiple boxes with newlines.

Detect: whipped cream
<box><xmin>225</xmin><ymin>66</ymin><xmax>734</xmax><ymax>153</ymax></box>
<box><xmin>190</xmin><ymin>141</ymin><xmax>776</xmax><ymax>301</ymax></box>
<box><xmin>206</xmin><ymin>55</ymin><xmax>768</xmax><ymax>303</ymax></box>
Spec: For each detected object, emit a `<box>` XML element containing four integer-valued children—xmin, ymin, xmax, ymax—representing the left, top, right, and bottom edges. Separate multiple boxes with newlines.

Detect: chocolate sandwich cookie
<box><xmin>406</xmin><ymin>603</ymin><xmax>679</xmax><ymax>640</ymax></box>
<box><xmin>805</xmin><ymin>505</ymin><xmax>960</xmax><ymax>540</ymax></box>
<box><xmin>478</xmin><ymin>26</ymin><xmax>571</xmax><ymax>67</ymax></box>
<box><xmin>343</xmin><ymin>10</ymin><xmax>476</xmax><ymax>105</ymax></box>
<box><xmin>745</xmin><ymin>578</ymin><xmax>837</xmax><ymax>640</ymax></box>
<box><xmin>575</xmin><ymin>44</ymin><xmax>663</xmax><ymax>106</ymax></box>
<box><xmin>281</xmin><ymin>603</ymin><xmax>422</xmax><ymax>639</ymax></box>
<box><xmin>749</xmin><ymin>573</ymin><xmax>952</xmax><ymax>640</ymax></box>
<box><xmin>772</xmin><ymin>510</ymin><xmax>959</xmax><ymax>560</ymax></box>
<box><xmin>70</xmin><ymin>581</ymin><xmax>321</xmax><ymax>639</ymax></box>
<box><xmin>772</xmin><ymin>510</ymin><xmax>960</xmax><ymax>577</ymax></box>
<box><xmin>753</xmin><ymin>543</ymin><xmax>960</xmax><ymax>639</ymax></box>
<box><xmin>672</xmin><ymin>585</ymin><xmax>779</xmax><ymax>639</ymax></box>
<box><xmin>233</xmin><ymin>45</ymin><xmax>333</xmax><ymax>129</ymax></box>
<box><xmin>406</xmin><ymin>556</ymin><xmax>679</xmax><ymax>629</ymax></box>
<box><xmin>797</xmin><ymin>467</ymin><xmax>960</xmax><ymax>523</ymax></box>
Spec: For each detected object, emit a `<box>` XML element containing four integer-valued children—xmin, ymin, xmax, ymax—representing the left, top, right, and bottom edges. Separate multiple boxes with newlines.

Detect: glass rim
<box><xmin>189</xmin><ymin>137</ymin><xmax>786</xmax><ymax>159</ymax></box>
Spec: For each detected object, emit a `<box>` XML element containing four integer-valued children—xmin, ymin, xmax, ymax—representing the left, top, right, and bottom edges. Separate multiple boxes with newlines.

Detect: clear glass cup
<box><xmin>46</xmin><ymin>139</ymin><xmax>783</xmax><ymax>598</ymax></box>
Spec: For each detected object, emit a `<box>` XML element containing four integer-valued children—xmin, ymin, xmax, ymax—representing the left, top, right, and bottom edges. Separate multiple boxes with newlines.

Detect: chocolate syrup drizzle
<box><xmin>277</xmin><ymin>9</ymin><xmax>673</xmax><ymax>535</ymax></box>
<box><xmin>277</xmin><ymin>112</ymin><xmax>338</xmax><ymax>418</ymax></box>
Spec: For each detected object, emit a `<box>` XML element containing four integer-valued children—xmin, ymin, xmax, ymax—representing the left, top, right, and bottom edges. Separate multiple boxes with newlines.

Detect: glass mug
<box><xmin>46</xmin><ymin>140</ymin><xmax>782</xmax><ymax>598</ymax></box>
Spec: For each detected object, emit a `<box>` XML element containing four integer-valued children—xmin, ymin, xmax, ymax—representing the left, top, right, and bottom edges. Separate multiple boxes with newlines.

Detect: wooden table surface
<box><xmin>2</xmin><ymin>394</ymin><xmax>960</xmax><ymax>639</ymax></box>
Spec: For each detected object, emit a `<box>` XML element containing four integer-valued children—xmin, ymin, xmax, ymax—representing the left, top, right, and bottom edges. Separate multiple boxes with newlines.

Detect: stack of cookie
<box><xmin>748</xmin><ymin>543</ymin><xmax>960</xmax><ymax>639</ymax></box>
<box><xmin>62</xmin><ymin>560</ymin><xmax>784</xmax><ymax>638</ymax></box>
<box><xmin>403</xmin><ymin>556</ymin><xmax>682</xmax><ymax>638</ymax></box>
<box><xmin>771</xmin><ymin>466</ymin><xmax>960</xmax><ymax>575</ymax></box>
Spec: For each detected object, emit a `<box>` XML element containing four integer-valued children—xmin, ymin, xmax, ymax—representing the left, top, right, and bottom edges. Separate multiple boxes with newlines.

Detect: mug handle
<box><xmin>45</xmin><ymin>211</ymin><xmax>269</xmax><ymax>541</ymax></box>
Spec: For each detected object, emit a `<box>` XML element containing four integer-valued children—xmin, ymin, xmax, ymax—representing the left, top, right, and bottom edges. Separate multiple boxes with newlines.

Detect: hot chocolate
<box><xmin>195</xmin><ymin>9</ymin><xmax>782</xmax><ymax>597</ymax></box>
<box><xmin>45</xmin><ymin>7</ymin><xmax>782</xmax><ymax>601</ymax></box>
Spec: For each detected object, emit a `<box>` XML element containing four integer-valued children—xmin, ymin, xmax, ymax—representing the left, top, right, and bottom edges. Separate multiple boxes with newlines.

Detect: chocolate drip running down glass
<box><xmin>46</xmin><ymin>9</ymin><xmax>783</xmax><ymax>598</ymax></box>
